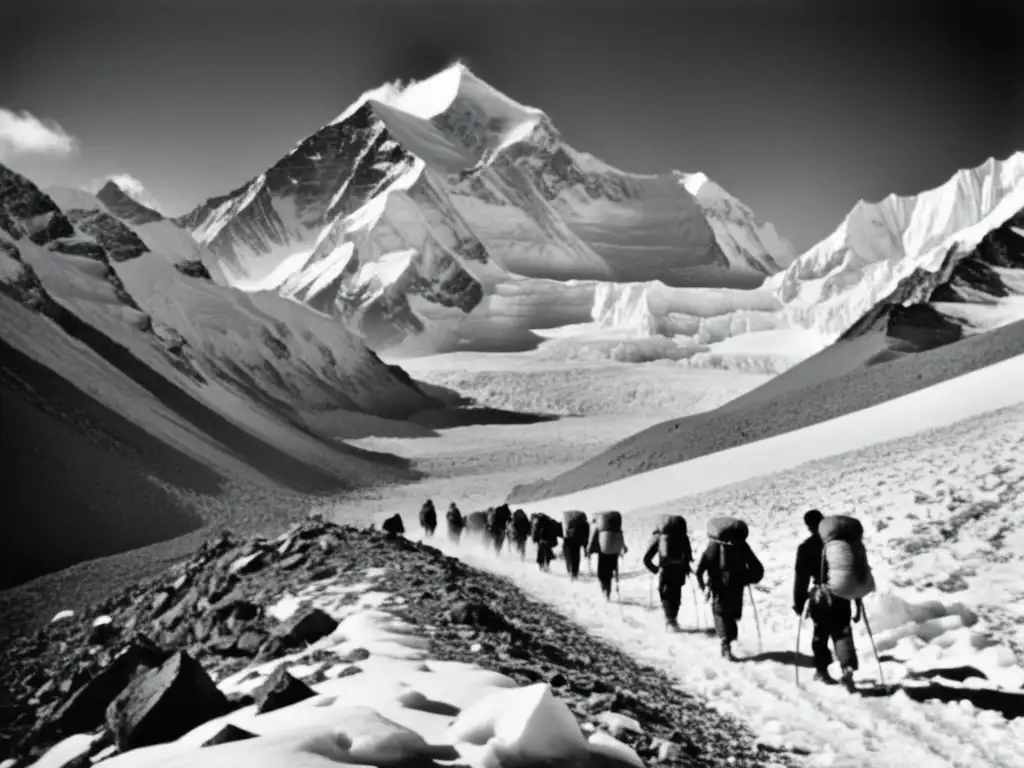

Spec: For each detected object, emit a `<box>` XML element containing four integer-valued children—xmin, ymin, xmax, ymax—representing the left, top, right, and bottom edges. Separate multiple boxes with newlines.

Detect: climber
<box><xmin>510</xmin><ymin>509</ymin><xmax>532</xmax><ymax>560</ymax></box>
<box><xmin>533</xmin><ymin>513</ymin><xmax>561</xmax><ymax>572</ymax></box>
<box><xmin>486</xmin><ymin>504</ymin><xmax>512</xmax><ymax>555</ymax></box>
<box><xmin>695</xmin><ymin>516</ymin><xmax>764</xmax><ymax>661</ymax></box>
<box><xmin>419</xmin><ymin>499</ymin><xmax>438</xmax><ymax>538</ymax></box>
<box><xmin>793</xmin><ymin>509</ymin><xmax>861</xmax><ymax>692</ymax></box>
<box><xmin>588</xmin><ymin>511</ymin><xmax>628</xmax><ymax>601</ymax></box>
<box><xmin>562</xmin><ymin>510</ymin><xmax>590</xmax><ymax>580</ymax></box>
<box><xmin>446</xmin><ymin>502</ymin><xmax>465</xmax><ymax>544</ymax></box>
<box><xmin>642</xmin><ymin>515</ymin><xmax>693</xmax><ymax>631</ymax></box>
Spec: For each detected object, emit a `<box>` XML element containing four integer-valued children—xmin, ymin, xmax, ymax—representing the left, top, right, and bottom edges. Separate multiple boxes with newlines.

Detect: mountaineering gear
<box><xmin>814</xmin><ymin>669</ymin><xmax>837</xmax><ymax>685</ymax></box>
<box><xmin>794</xmin><ymin>511</ymin><xmax>862</xmax><ymax>682</ymax></box>
<box><xmin>697</xmin><ymin>516</ymin><xmax>764</xmax><ymax>652</ymax></box>
<box><xmin>840</xmin><ymin>667</ymin><xmax>857</xmax><ymax>693</ymax></box>
<box><xmin>419</xmin><ymin>500</ymin><xmax>437</xmax><ymax>537</ymax></box>
<box><xmin>643</xmin><ymin>515</ymin><xmax>693</xmax><ymax>626</ymax></box>
<box><xmin>533</xmin><ymin>514</ymin><xmax>562</xmax><ymax>571</ymax></box>
<box><xmin>596</xmin><ymin>511</ymin><xmax>626</xmax><ymax>555</ymax></box>
<box><xmin>486</xmin><ymin>505</ymin><xmax>513</xmax><ymax>554</ymax></box>
<box><xmin>510</xmin><ymin>509</ymin><xmax>532</xmax><ymax>560</ymax></box>
<box><xmin>563</xmin><ymin>510</ymin><xmax>589</xmax><ymax>580</ymax></box>
<box><xmin>465</xmin><ymin>510</ymin><xmax>488</xmax><ymax>540</ymax></box>
<box><xmin>446</xmin><ymin>503</ymin><xmax>465</xmax><ymax>543</ymax></box>
<box><xmin>818</xmin><ymin>515</ymin><xmax>876</xmax><ymax>601</ymax></box>
<box><xmin>588</xmin><ymin>513</ymin><xmax>627</xmax><ymax>600</ymax></box>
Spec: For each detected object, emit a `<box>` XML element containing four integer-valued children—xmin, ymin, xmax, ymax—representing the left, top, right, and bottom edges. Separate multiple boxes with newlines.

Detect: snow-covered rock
<box><xmin>177</xmin><ymin>62</ymin><xmax>796</xmax><ymax>352</ymax></box>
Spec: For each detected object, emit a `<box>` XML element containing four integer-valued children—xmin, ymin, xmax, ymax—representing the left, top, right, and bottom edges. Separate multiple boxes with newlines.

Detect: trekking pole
<box><xmin>795</xmin><ymin>602</ymin><xmax>810</xmax><ymax>687</ymax></box>
<box><xmin>689</xmin><ymin>579</ymin><xmax>701</xmax><ymax>630</ymax></box>
<box><xmin>615</xmin><ymin>565</ymin><xmax>624</xmax><ymax>618</ymax></box>
<box><xmin>648</xmin><ymin>574</ymin><xmax>654</xmax><ymax>609</ymax></box>
<box><xmin>747</xmin><ymin>584</ymin><xmax>763</xmax><ymax>655</ymax></box>
<box><xmin>860</xmin><ymin>601</ymin><xmax>885</xmax><ymax>687</ymax></box>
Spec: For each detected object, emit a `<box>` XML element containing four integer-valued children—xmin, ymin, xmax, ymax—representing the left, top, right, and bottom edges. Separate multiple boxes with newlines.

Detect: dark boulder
<box><xmin>105</xmin><ymin>651</ymin><xmax>230</xmax><ymax>751</ymax></box>
<box><xmin>253</xmin><ymin>667</ymin><xmax>316</xmax><ymax>714</ymax></box>
<box><xmin>44</xmin><ymin>638</ymin><xmax>169</xmax><ymax>738</ymax></box>
<box><xmin>200</xmin><ymin>723</ymin><xmax>257</xmax><ymax>747</ymax></box>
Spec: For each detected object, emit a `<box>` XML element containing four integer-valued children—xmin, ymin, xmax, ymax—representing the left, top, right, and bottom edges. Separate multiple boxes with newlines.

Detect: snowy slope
<box><xmin>40</xmin><ymin>181</ymin><xmax>437</xmax><ymax>434</ymax></box>
<box><xmin>1</xmin><ymin>162</ymin><xmax>446</xmax><ymax>581</ymax></box>
<box><xmin>425</xmin><ymin>361</ymin><xmax>1024</xmax><ymax>767</ymax></box>
<box><xmin>177</xmin><ymin>62</ymin><xmax>795</xmax><ymax>352</ymax></box>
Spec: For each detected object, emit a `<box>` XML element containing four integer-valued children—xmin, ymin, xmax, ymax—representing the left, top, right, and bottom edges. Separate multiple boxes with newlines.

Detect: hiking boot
<box><xmin>813</xmin><ymin>668</ymin><xmax>837</xmax><ymax>685</ymax></box>
<box><xmin>840</xmin><ymin>667</ymin><xmax>856</xmax><ymax>693</ymax></box>
<box><xmin>721</xmin><ymin>643</ymin><xmax>736</xmax><ymax>662</ymax></box>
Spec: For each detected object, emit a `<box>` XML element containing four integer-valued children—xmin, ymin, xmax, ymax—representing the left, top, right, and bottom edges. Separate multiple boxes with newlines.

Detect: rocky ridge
<box><xmin>0</xmin><ymin>519</ymin><xmax>800</xmax><ymax>768</ymax></box>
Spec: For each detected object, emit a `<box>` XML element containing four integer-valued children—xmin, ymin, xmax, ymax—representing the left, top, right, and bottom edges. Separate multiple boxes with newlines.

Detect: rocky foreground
<box><xmin>0</xmin><ymin>518</ymin><xmax>800</xmax><ymax>768</ymax></box>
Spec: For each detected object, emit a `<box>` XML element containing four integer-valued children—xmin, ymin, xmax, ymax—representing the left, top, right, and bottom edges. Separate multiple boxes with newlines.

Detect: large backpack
<box><xmin>819</xmin><ymin>515</ymin><xmax>876</xmax><ymax>601</ymax></box>
<box><xmin>512</xmin><ymin>509</ymin><xmax>531</xmax><ymax>537</ymax></box>
<box><xmin>531</xmin><ymin>513</ymin><xmax>548</xmax><ymax>543</ymax></box>
<box><xmin>419</xmin><ymin>501</ymin><xmax>437</xmax><ymax>527</ymax></box>
<box><xmin>446</xmin><ymin>505</ymin><xmax>464</xmax><ymax>527</ymax></box>
<box><xmin>708</xmin><ymin>517</ymin><xmax>762</xmax><ymax>590</ymax></box>
<box><xmin>597</xmin><ymin>511</ymin><xmax>625</xmax><ymax>556</ymax></box>
<box><xmin>657</xmin><ymin>515</ymin><xmax>691</xmax><ymax>564</ymax></box>
<box><xmin>708</xmin><ymin>516</ymin><xmax>749</xmax><ymax>544</ymax></box>
<box><xmin>563</xmin><ymin>510</ymin><xmax>589</xmax><ymax>545</ymax></box>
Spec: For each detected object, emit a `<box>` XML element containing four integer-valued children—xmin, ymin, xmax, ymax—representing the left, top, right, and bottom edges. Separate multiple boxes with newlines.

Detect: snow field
<box><xmin>36</xmin><ymin>573</ymin><xmax>641</xmax><ymax>768</ymax></box>
<box><xmin>393</xmin><ymin>352</ymin><xmax>771</xmax><ymax>418</ymax></box>
<box><xmin>416</xmin><ymin>400</ymin><xmax>1024</xmax><ymax>767</ymax></box>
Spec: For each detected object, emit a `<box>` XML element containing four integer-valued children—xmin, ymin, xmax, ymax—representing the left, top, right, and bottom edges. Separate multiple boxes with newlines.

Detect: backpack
<box><xmin>419</xmin><ymin>502</ymin><xmax>437</xmax><ymax>527</ymax></box>
<box><xmin>446</xmin><ymin>506</ymin><xmax>463</xmax><ymax>527</ymax></box>
<box><xmin>657</xmin><ymin>515</ymin><xmax>691</xmax><ymax>564</ymax></box>
<box><xmin>598</xmin><ymin>511</ymin><xmax>622</xmax><ymax>533</ymax></box>
<box><xmin>708</xmin><ymin>516</ymin><xmax>763</xmax><ymax>590</ymax></box>
<box><xmin>512</xmin><ymin>509</ymin><xmax>531</xmax><ymax>537</ymax></box>
<box><xmin>819</xmin><ymin>515</ymin><xmax>876</xmax><ymax>601</ymax></box>
<box><xmin>563</xmin><ymin>510</ymin><xmax>589</xmax><ymax>545</ymax></box>
<box><xmin>707</xmin><ymin>516</ymin><xmax>748</xmax><ymax>544</ymax></box>
<box><xmin>531</xmin><ymin>514</ymin><xmax>548</xmax><ymax>543</ymax></box>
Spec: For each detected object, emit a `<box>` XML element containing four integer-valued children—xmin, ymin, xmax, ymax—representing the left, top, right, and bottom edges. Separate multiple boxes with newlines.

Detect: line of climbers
<box><xmin>384</xmin><ymin>502</ymin><xmax>875</xmax><ymax>693</ymax></box>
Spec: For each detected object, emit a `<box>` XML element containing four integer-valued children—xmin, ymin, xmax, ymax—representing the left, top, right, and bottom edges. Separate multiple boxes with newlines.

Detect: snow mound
<box><xmin>66</xmin><ymin>578</ymin><xmax>638</xmax><ymax>768</ymax></box>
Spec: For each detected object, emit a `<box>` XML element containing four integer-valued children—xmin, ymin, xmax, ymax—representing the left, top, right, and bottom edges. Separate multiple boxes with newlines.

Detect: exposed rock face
<box><xmin>839</xmin><ymin>205</ymin><xmax>1024</xmax><ymax>356</ymax></box>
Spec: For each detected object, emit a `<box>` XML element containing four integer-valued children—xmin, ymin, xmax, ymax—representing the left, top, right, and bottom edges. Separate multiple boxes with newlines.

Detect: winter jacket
<box><xmin>793</xmin><ymin>534</ymin><xmax>824</xmax><ymax>613</ymax></box>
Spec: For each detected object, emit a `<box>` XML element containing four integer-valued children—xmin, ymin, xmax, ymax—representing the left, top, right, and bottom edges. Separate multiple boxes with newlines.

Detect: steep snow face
<box><xmin>177</xmin><ymin>63</ymin><xmax>794</xmax><ymax>351</ymax></box>
<box><xmin>770</xmin><ymin>153</ymin><xmax>1024</xmax><ymax>332</ymax></box>
<box><xmin>551</xmin><ymin>153</ymin><xmax>1024</xmax><ymax>372</ymax></box>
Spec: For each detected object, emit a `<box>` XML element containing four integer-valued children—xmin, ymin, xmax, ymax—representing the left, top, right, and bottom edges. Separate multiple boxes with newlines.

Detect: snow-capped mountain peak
<box><xmin>176</xmin><ymin>63</ymin><xmax>796</xmax><ymax>351</ymax></box>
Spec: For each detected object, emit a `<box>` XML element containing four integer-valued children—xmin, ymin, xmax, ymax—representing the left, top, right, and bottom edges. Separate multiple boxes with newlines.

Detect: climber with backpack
<box><xmin>643</xmin><ymin>514</ymin><xmax>693</xmax><ymax>632</ymax></box>
<box><xmin>562</xmin><ymin>510</ymin><xmax>590</xmax><ymax>580</ymax></box>
<box><xmin>794</xmin><ymin>510</ymin><xmax>874</xmax><ymax>693</ymax></box>
<box><xmin>419</xmin><ymin>499</ymin><xmax>438</xmax><ymax>538</ymax></box>
<box><xmin>533</xmin><ymin>513</ymin><xmax>562</xmax><ymax>572</ymax></box>
<box><xmin>510</xmin><ymin>509</ymin><xmax>532</xmax><ymax>560</ymax></box>
<box><xmin>587</xmin><ymin>511</ymin><xmax>628</xmax><ymax>601</ymax></box>
<box><xmin>446</xmin><ymin>502</ymin><xmax>465</xmax><ymax>544</ymax></box>
<box><xmin>486</xmin><ymin>504</ymin><xmax>512</xmax><ymax>555</ymax></box>
<box><xmin>695</xmin><ymin>516</ymin><xmax>764</xmax><ymax>661</ymax></box>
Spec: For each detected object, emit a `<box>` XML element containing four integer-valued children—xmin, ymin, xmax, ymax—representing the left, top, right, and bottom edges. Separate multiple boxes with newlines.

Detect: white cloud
<box><xmin>92</xmin><ymin>172</ymin><xmax>164</xmax><ymax>214</ymax></box>
<box><xmin>0</xmin><ymin>108</ymin><xmax>79</xmax><ymax>159</ymax></box>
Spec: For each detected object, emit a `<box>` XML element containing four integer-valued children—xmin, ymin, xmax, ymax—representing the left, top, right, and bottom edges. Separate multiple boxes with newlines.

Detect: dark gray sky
<box><xmin>1</xmin><ymin>0</ymin><xmax>1020</xmax><ymax>251</ymax></box>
